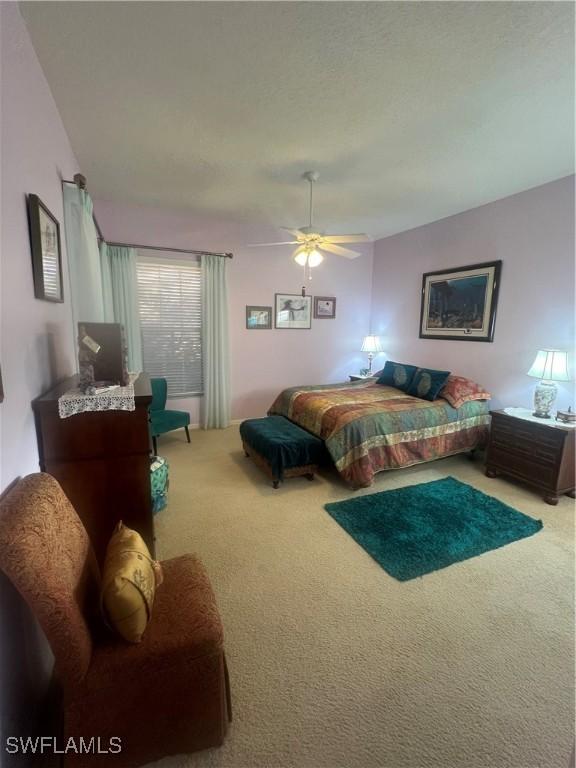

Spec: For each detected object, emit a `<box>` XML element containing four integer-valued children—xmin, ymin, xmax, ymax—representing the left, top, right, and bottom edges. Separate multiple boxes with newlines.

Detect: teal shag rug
<box><xmin>324</xmin><ymin>477</ymin><xmax>542</xmax><ymax>581</ymax></box>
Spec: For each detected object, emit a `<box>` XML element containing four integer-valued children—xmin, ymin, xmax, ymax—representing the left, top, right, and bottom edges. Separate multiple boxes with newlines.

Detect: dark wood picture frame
<box><xmin>27</xmin><ymin>194</ymin><xmax>64</xmax><ymax>303</ymax></box>
<box><xmin>419</xmin><ymin>260</ymin><xmax>502</xmax><ymax>342</ymax></box>
<box><xmin>246</xmin><ymin>305</ymin><xmax>272</xmax><ymax>329</ymax></box>
<box><xmin>313</xmin><ymin>296</ymin><xmax>337</xmax><ymax>319</ymax></box>
<box><xmin>274</xmin><ymin>293</ymin><xmax>312</xmax><ymax>329</ymax></box>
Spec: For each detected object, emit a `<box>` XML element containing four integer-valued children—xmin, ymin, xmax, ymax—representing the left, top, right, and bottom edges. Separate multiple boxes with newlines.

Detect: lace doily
<box><xmin>58</xmin><ymin>373</ymin><xmax>140</xmax><ymax>419</ymax></box>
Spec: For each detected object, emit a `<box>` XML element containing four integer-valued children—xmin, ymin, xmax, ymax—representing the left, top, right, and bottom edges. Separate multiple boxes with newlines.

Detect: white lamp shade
<box><xmin>527</xmin><ymin>349</ymin><xmax>570</xmax><ymax>381</ymax></box>
<box><xmin>361</xmin><ymin>335</ymin><xmax>383</xmax><ymax>354</ymax></box>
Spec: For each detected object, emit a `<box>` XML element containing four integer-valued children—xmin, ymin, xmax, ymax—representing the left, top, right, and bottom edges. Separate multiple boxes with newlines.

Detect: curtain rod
<box><xmin>106</xmin><ymin>241</ymin><xmax>233</xmax><ymax>259</ymax></box>
<box><xmin>62</xmin><ymin>176</ymin><xmax>233</xmax><ymax>259</ymax></box>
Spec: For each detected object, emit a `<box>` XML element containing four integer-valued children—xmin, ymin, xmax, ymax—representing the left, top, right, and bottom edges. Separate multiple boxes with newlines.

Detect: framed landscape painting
<box><xmin>419</xmin><ymin>261</ymin><xmax>502</xmax><ymax>342</ymax></box>
<box><xmin>246</xmin><ymin>306</ymin><xmax>272</xmax><ymax>329</ymax></box>
<box><xmin>275</xmin><ymin>293</ymin><xmax>312</xmax><ymax>329</ymax></box>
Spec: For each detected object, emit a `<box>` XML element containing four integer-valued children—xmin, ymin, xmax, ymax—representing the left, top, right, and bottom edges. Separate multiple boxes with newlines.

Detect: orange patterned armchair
<box><xmin>0</xmin><ymin>473</ymin><xmax>231</xmax><ymax>767</ymax></box>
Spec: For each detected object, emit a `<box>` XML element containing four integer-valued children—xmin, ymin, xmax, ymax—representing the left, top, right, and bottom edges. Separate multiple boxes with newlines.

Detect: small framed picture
<box><xmin>275</xmin><ymin>293</ymin><xmax>312</xmax><ymax>329</ymax></box>
<box><xmin>27</xmin><ymin>194</ymin><xmax>64</xmax><ymax>302</ymax></box>
<box><xmin>246</xmin><ymin>305</ymin><xmax>272</xmax><ymax>329</ymax></box>
<box><xmin>314</xmin><ymin>296</ymin><xmax>336</xmax><ymax>319</ymax></box>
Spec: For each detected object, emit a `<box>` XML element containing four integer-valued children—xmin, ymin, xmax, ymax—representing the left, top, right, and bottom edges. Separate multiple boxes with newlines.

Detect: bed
<box><xmin>268</xmin><ymin>378</ymin><xmax>490</xmax><ymax>488</ymax></box>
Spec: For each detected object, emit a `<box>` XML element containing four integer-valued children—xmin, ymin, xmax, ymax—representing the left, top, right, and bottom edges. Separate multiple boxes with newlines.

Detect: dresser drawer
<box><xmin>487</xmin><ymin>445</ymin><xmax>557</xmax><ymax>486</ymax></box>
<box><xmin>490</xmin><ymin>417</ymin><xmax>565</xmax><ymax>459</ymax></box>
<box><xmin>490</xmin><ymin>431</ymin><xmax>562</xmax><ymax>465</ymax></box>
<box><xmin>38</xmin><ymin>406</ymin><xmax>150</xmax><ymax>462</ymax></box>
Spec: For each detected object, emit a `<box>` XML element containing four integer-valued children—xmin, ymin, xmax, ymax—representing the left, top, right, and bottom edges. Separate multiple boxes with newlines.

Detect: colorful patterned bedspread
<box><xmin>268</xmin><ymin>380</ymin><xmax>490</xmax><ymax>488</ymax></box>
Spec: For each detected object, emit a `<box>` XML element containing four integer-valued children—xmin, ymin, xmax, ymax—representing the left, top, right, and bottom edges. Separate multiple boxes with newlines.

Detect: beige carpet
<box><xmin>149</xmin><ymin>427</ymin><xmax>574</xmax><ymax>768</ymax></box>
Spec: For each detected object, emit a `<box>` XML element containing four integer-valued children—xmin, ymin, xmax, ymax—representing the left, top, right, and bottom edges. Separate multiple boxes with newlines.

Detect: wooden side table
<box><xmin>485</xmin><ymin>409</ymin><xmax>576</xmax><ymax>505</ymax></box>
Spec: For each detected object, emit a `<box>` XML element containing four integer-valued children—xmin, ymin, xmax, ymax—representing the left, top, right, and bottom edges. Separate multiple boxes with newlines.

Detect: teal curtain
<box><xmin>100</xmin><ymin>242</ymin><xmax>114</xmax><ymax>321</ymax></box>
<box><xmin>62</xmin><ymin>185</ymin><xmax>104</xmax><ymax>331</ymax></box>
<box><xmin>201</xmin><ymin>254</ymin><xmax>231</xmax><ymax>429</ymax></box>
<box><xmin>101</xmin><ymin>244</ymin><xmax>143</xmax><ymax>372</ymax></box>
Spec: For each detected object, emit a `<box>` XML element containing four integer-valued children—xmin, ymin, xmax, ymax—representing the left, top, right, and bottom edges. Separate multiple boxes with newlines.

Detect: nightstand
<box><xmin>485</xmin><ymin>409</ymin><xmax>576</xmax><ymax>505</ymax></box>
<box><xmin>349</xmin><ymin>374</ymin><xmax>371</xmax><ymax>382</ymax></box>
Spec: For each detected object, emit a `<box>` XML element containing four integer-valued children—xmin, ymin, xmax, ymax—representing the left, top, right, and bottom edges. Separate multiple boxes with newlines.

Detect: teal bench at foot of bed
<box><xmin>240</xmin><ymin>415</ymin><xmax>326</xmax><ymax>489</ymax></box>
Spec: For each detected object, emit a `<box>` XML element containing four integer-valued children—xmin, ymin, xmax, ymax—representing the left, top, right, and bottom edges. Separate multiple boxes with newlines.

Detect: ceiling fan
<box><xmin>249</xmin><ymin>171</ymin><xmax>371</xmax><ymax>272</ymax></box>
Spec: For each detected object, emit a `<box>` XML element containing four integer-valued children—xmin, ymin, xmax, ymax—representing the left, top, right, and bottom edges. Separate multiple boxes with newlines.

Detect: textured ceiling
<box><xmin>20</xmin><ymin>1</ymin><xmax>574</xmax><ymax>238</ymax></box>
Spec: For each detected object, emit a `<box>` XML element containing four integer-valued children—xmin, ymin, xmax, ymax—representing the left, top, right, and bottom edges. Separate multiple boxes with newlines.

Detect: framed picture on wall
<box><xmin>246</xmin><ymin>306</ymin><xmax>272</xmax><ymax>329</ymax></box>
<box><xmin>419</xmin><ymin>260</ymin><xmax>502</xmax><ymax>342</ymax></box>
<box><xmin>27</xmin><ymin>194</ymin><xmax>64</xmax><ymax>302</ymax></box>
<box><xmin>314</xmin><ymin>296</ymin><xmax>336</xmax><ymax>319</ymax></box>
<box><xmin>274</xmin><ymin>293</ymin><xmax>312</xmax><ymax>329</ymax></box>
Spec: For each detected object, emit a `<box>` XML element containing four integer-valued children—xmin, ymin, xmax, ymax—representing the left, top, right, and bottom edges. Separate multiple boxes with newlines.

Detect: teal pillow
<box><xmin>407</xmin><ymin>367</ymin><xmax>451</xmax><ymax>401</ymax></box>
<box><xmin>377</xmin><ymin>361</ymin><xmax>418</xmax><ymax>392</ymax></box>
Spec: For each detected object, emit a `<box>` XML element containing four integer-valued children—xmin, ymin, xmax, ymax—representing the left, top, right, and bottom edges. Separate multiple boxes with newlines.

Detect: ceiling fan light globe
<box><xmin>294</xmin><ymin>249</ymin><xmax>309</xmax><ymax>266</ymax></box>
<box><xmin>307</xmin><ymin>249</ymin><xmax>324</xmax><ymax>267</ymax></box>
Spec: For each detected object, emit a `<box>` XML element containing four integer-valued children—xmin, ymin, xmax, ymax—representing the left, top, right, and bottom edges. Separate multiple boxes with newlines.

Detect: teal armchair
<box><xmin>149</xmin><ymin>377</ymin><xmax>191</xmax><ymax>454</ymax></box>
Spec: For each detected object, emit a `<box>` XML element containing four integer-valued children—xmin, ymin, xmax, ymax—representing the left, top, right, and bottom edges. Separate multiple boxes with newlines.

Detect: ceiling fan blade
<box><xmin>247</xmin><ymin>241</ymin><xmax>299</xmax><ymax>247</ymax></box>
<box><xmin>321</xmin><ymin>242</ymin><xmax>361</xmax><ymax>259</ymax></box>
<box><xmin>323</xmin><ymin>234</ymin><xmax>372</xmax><ymax>244</ymax></box>
<box><xmin>280</xmin><ymin>227</ymin><xmax>305</xmax><ymax>238</ymax></box>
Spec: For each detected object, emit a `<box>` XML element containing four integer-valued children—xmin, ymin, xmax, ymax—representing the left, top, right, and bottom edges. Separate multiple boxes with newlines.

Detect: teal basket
<box><xmin>150</xmin><ymin>456</ymin><xmax>169</xmax><ymax>515</ymax></box>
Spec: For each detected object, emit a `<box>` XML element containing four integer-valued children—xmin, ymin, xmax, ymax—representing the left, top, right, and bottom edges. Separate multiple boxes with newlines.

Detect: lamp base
<box><xmin>532</xmin><ymin>381</ymin><xmax>557</xmax><ymax>419</ymax></box>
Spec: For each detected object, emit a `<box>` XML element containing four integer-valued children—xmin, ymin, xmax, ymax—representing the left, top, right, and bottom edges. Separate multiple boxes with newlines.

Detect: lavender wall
<box><xmin>0</xmin><ymin>4</ymin><xmax>78</xmax><ymax>490</ymax></box>
<box><xmin>371</xmin><ymin>176</ymin><xmax>575</xmax><ymax>411</ymax></box>
<box><xmin>0</xmin><ymin>4</ymin><xmax>80</xmax><ymax>753</ymax></box>
<box><xmin>94</xmin><ymin>200</ymin><xmax>374</xmax><ymax>422</ymax></box>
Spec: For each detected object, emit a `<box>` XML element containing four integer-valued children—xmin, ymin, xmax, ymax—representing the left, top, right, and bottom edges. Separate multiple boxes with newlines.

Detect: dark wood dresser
<box><xmin>32</xmin><ymin>373</ymin><xmax>154</xmax><ymax>562</ymax></box>
<box><xmin>485</xmin><ymin>409</ymin><xmax>576</xmax><ymax>505</ymax></box>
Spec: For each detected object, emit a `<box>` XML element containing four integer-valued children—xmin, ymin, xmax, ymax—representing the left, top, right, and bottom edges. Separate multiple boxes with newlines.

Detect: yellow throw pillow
<box><xmin>101</xmin><ymin>522</ymin><xmax>163</xmax><ymax>643</ymax></box>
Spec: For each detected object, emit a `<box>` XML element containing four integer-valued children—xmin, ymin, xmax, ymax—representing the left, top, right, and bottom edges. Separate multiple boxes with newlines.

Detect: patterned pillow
<box><xmin>406</xmin><ymin>367</ymin><xmax>451</xmax><ymax>401</ymax></box>
<box><xmin>439</xmin><ymin>375</ymin><xmax>491</xmax><ymax>409</ymax></box>
<box><xmin>101</xmin><ymin>522</ymin><xmax>164</xmax><ymax>643</ymax></box>
<box><xmin>377</xmin><ymin>361</ymin><xmax>418</xmax><ymax>392</ymax></box>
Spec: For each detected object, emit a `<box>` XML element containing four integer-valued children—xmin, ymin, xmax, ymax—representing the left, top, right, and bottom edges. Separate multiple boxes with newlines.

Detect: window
<box><xmin>136</xmin><ymin>256</ymin><xmax>203</xmax><ymax>396</ymax></box>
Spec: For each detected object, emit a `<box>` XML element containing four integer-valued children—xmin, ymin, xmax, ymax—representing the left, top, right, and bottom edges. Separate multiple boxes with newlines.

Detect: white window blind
<box><xmin>136</xmin><ymin>256</ymin><xmax>203</xmax><ymax>396</ymax></box>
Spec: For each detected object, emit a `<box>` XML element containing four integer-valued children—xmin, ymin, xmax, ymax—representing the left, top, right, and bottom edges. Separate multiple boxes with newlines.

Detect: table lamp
<box><xmin>361</xmin><ymin>335</ymin><xmax>383</xmax><ymax>374</ymax></box>
<box><xmin>527</xmin><ymin>349</ymin><xmax>569</xmax><ymax>418</ymax></box>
